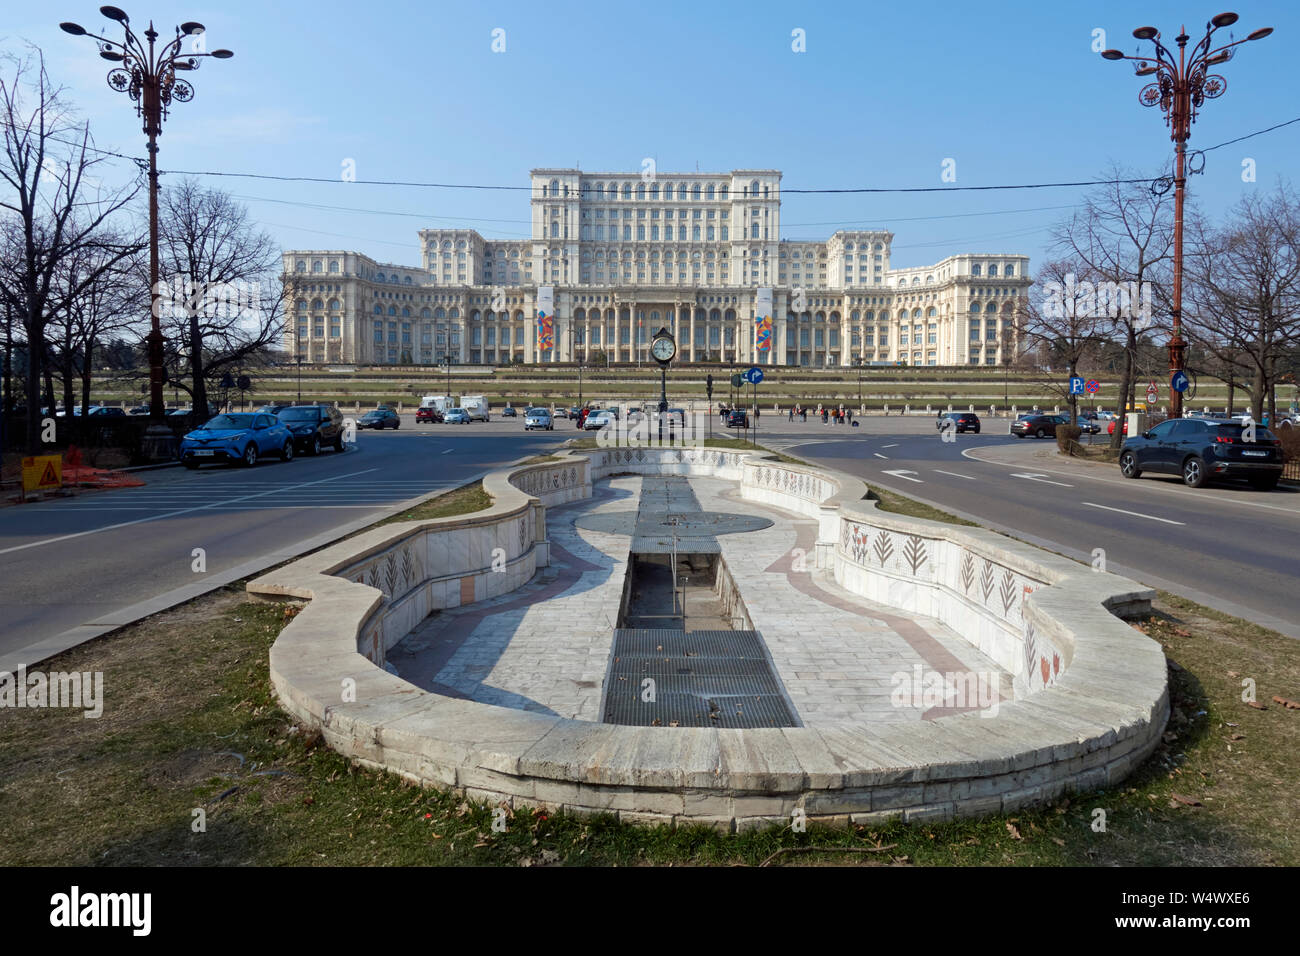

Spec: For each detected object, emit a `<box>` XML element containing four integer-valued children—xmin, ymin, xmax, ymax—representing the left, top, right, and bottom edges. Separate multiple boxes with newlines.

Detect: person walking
<box><xmin>788</xmin><ymin>406</ymin><xmax>793</xmax><ymax>422</ymax></box>
<box><xmin>822</xmin><ymin>408</ymin><xmax>828</xmax><ymax>424</ymax></box>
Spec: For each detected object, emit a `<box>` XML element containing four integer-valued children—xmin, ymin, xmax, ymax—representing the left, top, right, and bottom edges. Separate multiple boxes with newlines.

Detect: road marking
<box><xmin>881</xmin><ymin>469</ymin><xmax>923</xmax><ymax>483</ymax></box>
<box><xmin>933</xmin><ymin>469</ymin><xmax>976</xmax><ymax>480</ymax></box>
<box><xmin>1082</xmin><ymin>502</ymin><xmax>1186</xmax><ymax>525</ymax></box>
<box><xmin>442</xmin><ymin>448</ymin><xmax>455</xmax><ymax>454</ymax></box>
<box><xmin>1010</xmin><ymin>472</ymin><xmax>1074</xmax><ymax>487</ymax></box>
<box><xmin>881</xmin><ymin>443</ymin><xmax>898</xmax><ymax>448</ymax></box>
<box><xmin>0</xmin><ymin>468</ymin><xmax>380</xmax><ymax>557</ymax></box>
<box><xmin>873</xmin><ymin>453</ymin><xmax>889</xmax><ymax>459</ymax></box>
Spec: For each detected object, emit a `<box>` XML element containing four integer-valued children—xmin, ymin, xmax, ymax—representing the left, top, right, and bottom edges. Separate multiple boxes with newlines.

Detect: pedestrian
<box><xmin>788</xmin><ymin>406</ymin><xmax>793</xmax><ymax>422</ymax></box>
<box><xmin>822</xmin><ymin>408</ymin><xmax>828</xmax><ymax>424</ymax></box>
<box><xmin>754</xmin><ymin>406</ymin><xmax>760</xmax><ymax>421</ymax></box>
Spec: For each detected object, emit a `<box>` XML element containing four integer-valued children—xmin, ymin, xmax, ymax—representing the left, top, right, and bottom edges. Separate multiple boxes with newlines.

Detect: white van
<box><xmin>459</xmin><ymin>395</ymin><xmax>489</xmax><ymax>421</ymax></box>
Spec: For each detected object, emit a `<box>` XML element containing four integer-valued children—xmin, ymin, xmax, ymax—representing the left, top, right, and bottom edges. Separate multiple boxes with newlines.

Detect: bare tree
<box><xmin>1184</xmin><ymin>185</ymin><xmax>1300</xmax><ymax>423</ymax></box>
<box><xmin>1050</xmin><ymin>166</ymin><xmax>1174</xmax><ymax>450</ymax></box>
<box><xmin>0</xmin><ymin>48</ymin><xmax>142</xmax><ymax>452</ymax></box>
<box><xmin>1016</xmin><ymin>259</ymin><xmax>1113</xmax><ymax>425</ymax></box>
<box><xmin>147</xmin><ymin>179</ymin><xmax>284</xmax><ymax>418</ymax></box>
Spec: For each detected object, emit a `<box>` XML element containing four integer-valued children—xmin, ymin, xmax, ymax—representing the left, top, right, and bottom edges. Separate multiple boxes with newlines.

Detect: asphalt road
<box><xmin>0</xmin><ymin>415</ymin><xmax>573</xmax><ymax>669</ymax></box>
<box><xmin>753</xmin><ymin>415</ymin><xmax>1300</xmax><ymax>639</ymax></box>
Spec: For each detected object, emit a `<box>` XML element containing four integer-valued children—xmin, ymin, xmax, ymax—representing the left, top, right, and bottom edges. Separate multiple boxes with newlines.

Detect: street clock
<box><xmin>651</xmin><ymin>327</ymin><xmax>676</xmax><ymax>365</ymax></box>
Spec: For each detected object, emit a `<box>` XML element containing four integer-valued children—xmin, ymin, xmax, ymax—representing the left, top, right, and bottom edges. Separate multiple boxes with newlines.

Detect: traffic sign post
<box><xmin>1170</xmin><ymin>370</ymin><xmax>1189</xmax><ymax>394</ymax></box>
<box><xmin>1085</xmin><ymin>379</ymin><xmax>1100</xmax><ymax>394</ymax></box>
<box><xmin>21</xmin><ymin>454</ymin><xmax>62</xmax><ymax>501</ymax></box>
<box><xmin>1069</xmin><ymin>376</ymin><xmax>1084</xmax><ymax>395</ymax></box>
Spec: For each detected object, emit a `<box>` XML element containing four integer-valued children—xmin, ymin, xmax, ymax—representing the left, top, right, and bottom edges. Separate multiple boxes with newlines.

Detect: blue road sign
<box><xmin>1069</xmin><ymin>376</ymin><xmax>1085</xmax><ymax>395</ymax></box>
<box><xmin>744</xmin><ymin>367</ymin><xmax>764</xmax><ymax>385</ymax></box>
<box><xmin>1170</xmin><ymin>370</ymin><xmax>1189</xmax><ymax>393</ymax></box>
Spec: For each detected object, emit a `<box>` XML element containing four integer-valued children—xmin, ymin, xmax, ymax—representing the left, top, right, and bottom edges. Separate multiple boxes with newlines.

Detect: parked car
<box><xmin>1107</xmin><ymin>419</ymin><xmax>1129</xmax><ymax>436</ymax></box>
<box><xmin>1011</xmin><ymin>414</ymin><xmax>1068</xmax><ymax>439</ymax></box>
<box><xmin>443</xmin><ymin>408</ymin><xmax>470</xmax><ymax>424</ymax></box>
<box><xmin>1078</xmin><ymin>419</ymin><xmax>1101</xmax><ymax>435</ymax></box>
<box><xmin>128</xmin><ymin>405</ymin><xmax>151</xmax><ymax>416</ymax></box>
<box><xmin>726</xmin><ymin>409</ymin><xmax>750</xmax><ymax>428</ymax></box>
<box><xmin>277</xmin><ymin>403</ymin><xmax>346</xmax><ymax>454</ymax></box>
<box><xmin>583</xmin><ymin>410</ymin><xmax>615</xmax><ymax>430</ymax></box>
<box><xmin>357</xmin><ymin>408</ymin><xmax>400</xmax><ymax>430</ymax></box>
<box><xmin>524</xmin><ymin>407</ymin><xmax>553</xmax><ymax>431</ymax></box>
<box><xmin>1119</xmin><ymin>418</ymin><xmax>1284</xmax><ymax>490</ymax></box>
<box><xmin>415</xmin><ymin>405</ymin><xmax>443</xmax><ymax>423</ymax></box>
<box><xmin>502</xmin><ymin>406</ymin><xmax>518</xmax><ymax>418</ymax></box>
<box><xmin>568</xmin><ymin>406</ymin><xmax>582</xmax><ymax>421</ymax></box>
<box><xmin>254</xmin><ymin>403</ymin><xmax>294</xmax><ymax>416</ymax></box>
<box><xmin>180</xmin><ymin>412</ymin><xmax>294</xmax><ymax>469</ymax></box>
<box><xmin>85</xmin><ymin>405</ymin><xmax>126</xmax><ymax>417</ymax></box>
<box><xmin>936</xmin><ymin>412</ymin><xmax>981</xmax><ymax>434</ymax></box>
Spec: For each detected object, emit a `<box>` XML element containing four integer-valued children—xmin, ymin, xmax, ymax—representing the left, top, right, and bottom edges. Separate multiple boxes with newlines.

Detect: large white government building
<box><xmin>283</xmin><ymin>168</ymin><xmax>1030</xmax><ymax>367</ymax></box>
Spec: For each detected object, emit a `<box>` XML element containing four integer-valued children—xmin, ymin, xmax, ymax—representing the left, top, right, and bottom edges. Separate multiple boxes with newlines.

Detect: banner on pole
<box><xmin>755</xmin><ymin>288</ymin><xmax>773</xmax><ymax>354</ymax></box>
<box><xmin>536</xmin><ymin>286</ymin><xmax>555</xmax><ymax>351</ymax></box>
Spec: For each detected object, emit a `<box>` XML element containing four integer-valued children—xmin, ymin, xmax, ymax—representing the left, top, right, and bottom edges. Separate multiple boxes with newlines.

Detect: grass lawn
<box><xmin>2</xmin><ymin>453</ymin><xmax>1296</xmax><ymax>866</ymax></box>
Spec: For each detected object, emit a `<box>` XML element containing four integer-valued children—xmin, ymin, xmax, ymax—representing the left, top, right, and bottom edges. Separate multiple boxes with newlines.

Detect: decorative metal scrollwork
<box><xmin>107</xmin><ymin>68</ymin><xmax>131</xmax><ymax>91</ymax></box>
<box><xmin>171</xmin><ymin>79</ymin><xmax>194</xmax><ymax>102</ymax></box>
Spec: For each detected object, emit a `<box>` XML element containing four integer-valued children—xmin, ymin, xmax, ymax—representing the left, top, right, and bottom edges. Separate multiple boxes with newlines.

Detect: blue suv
<box><xmin>1119</xmin><ymin>418</ymin><xmax>1283</xmax><ymax>490</ymax></box>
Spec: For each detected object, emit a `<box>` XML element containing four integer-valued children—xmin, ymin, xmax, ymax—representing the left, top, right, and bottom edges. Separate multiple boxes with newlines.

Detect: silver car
<box><xmin>524</xmin><ymin>407</ymin><xmax>553</xmax><ymax>431</ymax></box>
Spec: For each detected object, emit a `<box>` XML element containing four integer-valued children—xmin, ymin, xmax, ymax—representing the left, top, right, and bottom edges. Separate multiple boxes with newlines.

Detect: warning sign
<box><xmin>22</xmin><ymin>455</ymin><xmax>62</xmax><ymax>492</ymax></box>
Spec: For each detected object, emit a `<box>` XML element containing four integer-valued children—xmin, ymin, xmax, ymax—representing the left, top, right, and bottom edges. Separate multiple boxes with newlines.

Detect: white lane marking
<box><xmin>874</xmin><ymin>453</ymin><xmax>889</xmax><ymax>459</ymax></box>
<box><xmin>961</xmin><ymin>444</ymin><xmax>1300</xmax><ymax>518</ymax></box>
<box><xmin>933</xmin><ymin>469</ymin><xmax>976</xmax><ymax>480</ymax></box>
<box><xmin>881</xmin><ymin>469</ymin><xmax>924</xmax><ymax>483</ymax></box>
<box><xmin>442</xmin><ymin>448</ymin><xmax>455</xmax><ymax>454</ymax></box>
<box><xmin>881</xmin><ymin>443</ymin><xmax>899</xmax><ymax>448</ymax></box>
<box><xmin>1010</xmin><ymin>472</ymin><xmax>1074</xmax><ymax>487</ymax></box>
<box><xmin>0</xmin><ymin>468</ymin><xmax>380</xmax><ymax>556</ymax></box>
<box><xmin>1082</xmin><ymin>502</ymin><xmax>1186</xmax><ymax>525</ymax></box>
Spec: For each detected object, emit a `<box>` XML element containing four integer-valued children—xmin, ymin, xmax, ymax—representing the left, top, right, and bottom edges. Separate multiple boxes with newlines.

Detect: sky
<box><xmin>7</xmin><ymin>0</ymin><xmax>1298</xmax><ymax>273</ymax></box>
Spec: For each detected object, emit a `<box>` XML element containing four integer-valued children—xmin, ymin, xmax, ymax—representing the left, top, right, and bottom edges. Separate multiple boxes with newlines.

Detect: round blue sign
<box><xmin>1170</xmin><ymin>370</ymin><xmax>1189</xmax><ymax>393</ymax></box>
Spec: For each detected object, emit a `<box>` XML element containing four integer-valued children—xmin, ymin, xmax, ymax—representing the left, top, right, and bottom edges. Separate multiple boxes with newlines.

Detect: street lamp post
<box><xmin>296</xmin><ymin>354</ymin><xmax>303</xmax><ymax>404</ymax></box>
<box><xmin>1100</xmin><ymin>11</ymin><xmax>1270</xmax><ymax>419</ymax></box>
<box><xmin>60</xmin><ymin>7</ymin><xmax>232</xmax><ymax>459</ymax></box>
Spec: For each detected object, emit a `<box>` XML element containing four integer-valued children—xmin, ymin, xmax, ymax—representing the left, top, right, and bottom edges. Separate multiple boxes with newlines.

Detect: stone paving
<box><xmin>389</xmin><ymin>473</ymin><xmax>1012</xmax><ymax>729</ymax></box>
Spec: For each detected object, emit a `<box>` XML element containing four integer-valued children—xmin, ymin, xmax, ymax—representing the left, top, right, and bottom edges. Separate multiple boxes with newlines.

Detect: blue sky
<box><xmin>12</xmin><ymin>0</ymin><xmax>1298</xmax><ymax>272</ymax></box>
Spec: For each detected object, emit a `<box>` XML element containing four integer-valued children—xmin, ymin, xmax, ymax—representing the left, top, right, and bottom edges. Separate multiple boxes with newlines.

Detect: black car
<box><xmin>1120</xmin><ymin>418</ymin><xmax>1283</xmax><ymax>490</ymax></box>
<box><xmin>936</xmin><ymin>412</ymin><xmax>980</xmax><ymax>434</ymax></box>
<box><xmin>277</xmin><ymin>403</ymin><xmax>346</xmax><ymax>454</ymax></box>
<box><xmin>726</xmin><ymin>409</ymin><xmax>749</xmax><ymax>428</ymax></box>
<box><xmin>1011</xmin><ymin>414</ymin><xmax>1068</xmax><ymax>439</ymax></box>
<box><xmin>254</xmin><ymin>403</ymin><xmax>294</xmax><ymax>416</ymax></box>
<box><xmin>357</xmin><ymin>408</ymin><xmax>400</xmax><ymax>430</ymax></box>
<box><xmin>502</xmin><ymin>407</ymin><xmax>518</xmax><ymax>417</ymax></box>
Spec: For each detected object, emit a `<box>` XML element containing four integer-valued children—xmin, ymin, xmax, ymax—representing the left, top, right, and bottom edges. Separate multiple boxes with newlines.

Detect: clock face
<box><xmin>651</xmin><ymin>337</ymin><xmax>676</xmax><ymax>362</ymax></box>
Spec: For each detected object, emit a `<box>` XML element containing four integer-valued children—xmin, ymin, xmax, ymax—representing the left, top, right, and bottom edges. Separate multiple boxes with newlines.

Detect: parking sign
<box><xmin>1069</xmin><ymin>376</ymin><xmax>1084</xmax><ymax>395</ymax></box>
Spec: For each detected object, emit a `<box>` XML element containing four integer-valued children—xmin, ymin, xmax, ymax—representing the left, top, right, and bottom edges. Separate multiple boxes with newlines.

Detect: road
<box><xmin>752</xmin><ymin>415</ymin><xmax>1300</xmax><ymax>638</ymax></box>
<box><xmin>0</xmin><ymin>416</ymin><xmax>573</xmax><ymax>669</ymax></box>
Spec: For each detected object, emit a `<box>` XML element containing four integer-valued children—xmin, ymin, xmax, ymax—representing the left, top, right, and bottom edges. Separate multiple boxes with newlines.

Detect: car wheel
<box><xmin>242</xmin><ymin>443</ymin><xmax>258</xmax><ymax>468</ymax></box>
<box><xmin>1250</xmin><ymin>473</ymin><xmax>1280</xmax><ymax>491</ymax></box>
<box><xmin>393</xmin><ymin>421</ymin><xmax>400</xmax><ymax>430</ymax></box>
<box><xmin>1119</xmin><ymin>451</ymin><xmax>1142</xmax><ymax>479</ymax></box>
<box><xmin>1034</xmin><ymin>428</ymin><xmax>1045</xmax><ymax>439</ymax></box>
<box><xmin>183</xmin><ymin>460</ymin><xmax>200</xmax><ymax>470</ymax></box>
<box><xmin>1182</xmin><ymin>456</ymin><xmax>1206</xmax><ymax>488</ymax></box>
<box><xmin>973</xmin><ymin>427</ymin><xmax>980</xmax><ymax>434</ymax></box>
<box><xmin>282</xmin><ymin>441</ymin><xmax>294</xmax><ymax>462</ymax></box>
<box><xmin>333</xmin><ymin>434</ymin><xmax>345</xmax><ymax>452</ymax></box>
<box><xmin>309</xmin><ymin>435</ymin><xmax>321</xmax><ymax>456</ymax></box>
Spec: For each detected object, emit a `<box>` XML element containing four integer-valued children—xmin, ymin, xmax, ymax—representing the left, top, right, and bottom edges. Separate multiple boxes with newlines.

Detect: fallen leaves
<box><xmin>1170</xmin><ymin>793</ymin><xmax>1203</xmax><ymax>808</ymax></box>
<box><xmin>1270</xmin><ymin>696</ymin><xmax>1300</xmax><ymax>710</ymax></box>
<box><xmin>1005</xmin><ymin>821</ymin><xmax>1022</xmax><ymax>841</ymax></box>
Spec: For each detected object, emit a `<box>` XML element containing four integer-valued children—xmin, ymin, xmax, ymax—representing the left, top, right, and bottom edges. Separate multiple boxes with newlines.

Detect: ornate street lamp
<box><xmin>1100</xmin><ymin>11</ymin><xmax>1270</xmax><ymax>418</ymax></box>
<box><xmin>60</xmin><ymin>7</ymin><xmax>232</xmax><ymax>457</ymax></box>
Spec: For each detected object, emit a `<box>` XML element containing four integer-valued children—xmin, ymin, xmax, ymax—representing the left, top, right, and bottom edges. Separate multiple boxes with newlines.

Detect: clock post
<box><xmin>651</xmin><ymin>326</ymin><xmax>676</xmax><ymax>442</ymax></box>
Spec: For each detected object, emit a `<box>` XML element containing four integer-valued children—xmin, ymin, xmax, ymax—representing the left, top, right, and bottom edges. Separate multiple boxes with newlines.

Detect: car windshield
<box><xmin>277</xmin><ymin>407</ymin><xmax>320</xmax><ymax>421</ymax></box>
<box><xmin>204</xmin><ymin>414</ymin><xmax>255</xmax><ymax>430</ymax></box>
<box><xmin>1214</xmin><ymin>423</ymin><xmax>1276</xmax><ymax>439</ymax></box>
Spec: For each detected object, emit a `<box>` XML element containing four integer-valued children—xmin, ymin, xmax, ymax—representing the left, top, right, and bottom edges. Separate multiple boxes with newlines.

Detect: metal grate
<box><xmin>603</xmin><ymin>628</ymin><xmax>797</xmax><ymax>728</ymax></box>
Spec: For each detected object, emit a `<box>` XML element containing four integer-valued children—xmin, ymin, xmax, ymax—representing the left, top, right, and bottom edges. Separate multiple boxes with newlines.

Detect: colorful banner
<box><xmin>755</xmin><ymin>288</ymin><xmax>773</xmax><ymax>354</ymax></box>
<box><xmin>536</xmin><ymin>286</ymin><xmax>555</xmax><ymax>351</ymax></box>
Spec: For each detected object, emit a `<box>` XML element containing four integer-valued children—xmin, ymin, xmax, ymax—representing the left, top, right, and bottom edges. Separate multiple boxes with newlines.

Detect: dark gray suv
<box><xmin>277</xmin><ymin>403</ymin><xmax>346</xmax><ymax>455</ymax></box>
<box><xmin>1119</xmin><ymin>418</ymin><xmax>1283</xmax><ymax>490</ymax></box>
